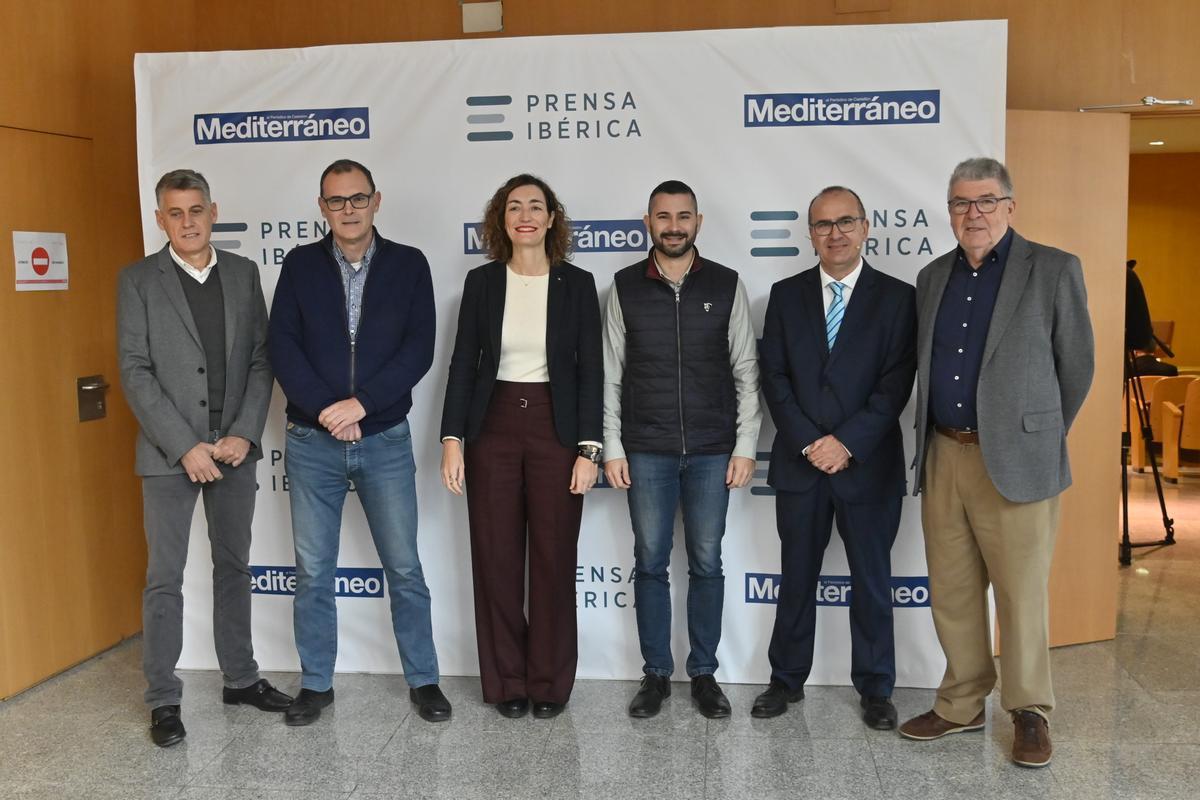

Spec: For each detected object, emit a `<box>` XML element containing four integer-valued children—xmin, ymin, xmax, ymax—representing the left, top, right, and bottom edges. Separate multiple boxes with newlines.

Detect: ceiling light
<box><xmin>1149</xmin><ymin>140</ymin><xmax>1165</xmax><ymax>146</ymax></box>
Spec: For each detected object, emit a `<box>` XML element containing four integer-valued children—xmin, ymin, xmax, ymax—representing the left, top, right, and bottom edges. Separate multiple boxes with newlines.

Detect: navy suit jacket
<box><xmin>759</xmin><ymin>261</ymin><xmax>917</xmax><ymax>501</ymax></box>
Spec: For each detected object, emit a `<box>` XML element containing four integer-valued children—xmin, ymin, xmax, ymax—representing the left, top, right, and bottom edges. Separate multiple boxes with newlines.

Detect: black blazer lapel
<box><xmin>545</xmin><ymin>265</ymin><xmax>566</xmax><ymax>379</ymax></box>
<box><xmin>156</xmin><ymin>247</ymin><xmax>203</xmax><ymax>349</ymax></box>
<box><xmin>485</xmin><ymin>261</ymin><xmax>506</xmax><ymax>361</ymax></box>
<box><xmin>798</xmin><ymin>267</ymin><xmax>828</xmax><ymax>358</ymax></box>
<box><xmin>826</xmin><ymin>261</ymin><xmax>877</xmax><ymax>368</ymax></box>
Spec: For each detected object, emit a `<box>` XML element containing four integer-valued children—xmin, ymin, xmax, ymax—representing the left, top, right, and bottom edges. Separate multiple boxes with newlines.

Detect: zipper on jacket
<box><xmin>674</xmin><ymin>284</ymin><xmax>687</xmax><ymax>454</ymax></box>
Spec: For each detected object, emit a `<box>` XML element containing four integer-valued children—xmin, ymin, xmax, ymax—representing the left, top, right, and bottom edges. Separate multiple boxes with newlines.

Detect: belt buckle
<box><xmin>519</xmin><ymin>398</ymin><xmax>528</xmax><ymax>409</ymax></box>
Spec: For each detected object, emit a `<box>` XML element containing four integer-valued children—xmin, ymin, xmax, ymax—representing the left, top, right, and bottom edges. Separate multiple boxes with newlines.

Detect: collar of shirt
<box><xmin>818</xmin><ymin>257</ymin><xmax>863</xmax><ymax>313</ymax></box>
<box><xmin>168</xmin><ymin>244</ymin><xmax>217</xmax><ymax>284</ymax></box>
<box><xmin>954</xmin><ymin>226</ymin><xmax>1014</xmax><ymax>272</ymax></box>
<box><xmin>645</xmin><ymin>247</ymin><xmax>700</xmax><ymax>289</ymax></box>
<box><xmin>331</xmin><ymin>233</ymin><xmax>377</xmax><ymax>274</ymax></box>
<box><xmin>818</xmin><ymin>257</ymin><xmax>863</xmax><ymax>292</ymax></box>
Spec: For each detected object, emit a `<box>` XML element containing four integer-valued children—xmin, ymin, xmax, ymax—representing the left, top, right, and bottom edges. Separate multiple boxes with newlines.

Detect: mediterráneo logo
<box><xmin>745</xmin><ymin>573</ymin><xmax>931</xmax><ymax>607</ymax></box>
<box><xmin>251</xmin><ymin>566</ymin><xmax>384</xmax><ymax>598</ymax></box>
<box><xmin>744</xmin><ymin>90</ymin><xmax>940</xmax><ymax>127</ymax></box>
<box><xmin>194</xmin><ymin>107</ymin><xmax>370</xmax><ymax>144</ymax></box>
<box><xmin>463</xmin><ymin>219</ymin><xmax>646</xmax><ymax>255</ymax></box>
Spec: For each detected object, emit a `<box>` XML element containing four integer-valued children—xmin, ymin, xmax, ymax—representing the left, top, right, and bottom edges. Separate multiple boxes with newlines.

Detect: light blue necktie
<box><xmin>826</xmin><ymin>281</ymin><xmax>846</xmax><ymax>349</ymax></box>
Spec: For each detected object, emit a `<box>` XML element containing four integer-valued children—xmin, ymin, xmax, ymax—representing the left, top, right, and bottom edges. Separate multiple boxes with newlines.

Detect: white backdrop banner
<box><xmin>134</xmin><ymin>21</ymin><xmax>1006</xmax><ymax>688</ymax></box>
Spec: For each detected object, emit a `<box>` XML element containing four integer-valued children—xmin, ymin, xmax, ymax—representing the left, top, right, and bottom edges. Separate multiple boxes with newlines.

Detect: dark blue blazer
<box><xmin>269</xmin><ymin>230</ymin><xmax>435</xmax><ymax>437</ymax></box>
<box><xmin>759</xmin><ymin>261</ymin><xmax>917</xmax><ymax>501</ymax></box>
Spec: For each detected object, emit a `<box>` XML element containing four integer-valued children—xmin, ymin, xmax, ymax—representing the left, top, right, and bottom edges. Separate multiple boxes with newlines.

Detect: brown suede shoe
<box><xmin>898</xmin><ymin>709</ymin><xmax>985</xmax><ymax>740</ymax></box>
<box><xmin>1012</xmin><ymin>710</ymin><xmax>1052</xmax><ymax>767</ymax></box>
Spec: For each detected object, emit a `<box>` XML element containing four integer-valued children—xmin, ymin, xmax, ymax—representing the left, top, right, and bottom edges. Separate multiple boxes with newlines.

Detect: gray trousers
<box><xmin>141</xmin><ymin>460</ymin><xmax>261</xmax><ymax>708</ymax></box>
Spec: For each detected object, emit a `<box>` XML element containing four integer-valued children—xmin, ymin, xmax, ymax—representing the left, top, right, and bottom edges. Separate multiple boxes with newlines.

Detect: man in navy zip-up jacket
<box><xmin>268</xmin><ymin>159</ymin><xmax>451</xmax><ymax>726</ymax></box>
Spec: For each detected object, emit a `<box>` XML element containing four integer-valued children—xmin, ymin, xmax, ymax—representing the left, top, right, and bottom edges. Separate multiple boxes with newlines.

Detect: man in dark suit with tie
<box><xmin>118</xmin><ymin>169</ymin><xmax>292</xmax><ymax>747</ymax></box>
<box><xmin>754</xmin><ymin>186</ymin><xmax>916</xmax><ymax>729</ymax></box>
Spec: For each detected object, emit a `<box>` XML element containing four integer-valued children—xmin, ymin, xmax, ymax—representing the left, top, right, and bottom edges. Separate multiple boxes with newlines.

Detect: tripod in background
<box><xmin>1120</xmin><ymin>347</ymin><xmax>1175</xmax><ymax>566</ymax></box>
<box><xmin>1120</xmin><ymin>259</ymin><xmax>1175</xmax><ymax>565</ymax></box>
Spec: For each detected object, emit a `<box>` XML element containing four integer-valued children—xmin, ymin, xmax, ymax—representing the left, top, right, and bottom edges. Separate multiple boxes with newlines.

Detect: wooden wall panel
<box><xmin>1128</xmin><ymin>153</ymin><xmax>1200</xmax><ymax>369</ymax></box>
<box><xmin>1007</xmin><ymin>110</ymin><xmax>1128</xmax><ymax>647</ymax></box>
<box><xmin>0</xmin><ymin>0</ymin><xmax>91</xmax><ymax>136</ymax></box>
<box><xmin>190</xmin><ymin>1</ymin><xmax>1199</xmax><ymax>114</ymax></box>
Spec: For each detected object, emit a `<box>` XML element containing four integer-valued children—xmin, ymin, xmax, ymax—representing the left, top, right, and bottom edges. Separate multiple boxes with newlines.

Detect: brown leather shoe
<box><xmin>1012</xmin><ymin>710</ymin><xmax>1052</xmax><ymax>767</ymax></box>
<box><xmin>898</xmin><ymin>709</ymin><xmax>985</xmax><ymax>740</ymax></box>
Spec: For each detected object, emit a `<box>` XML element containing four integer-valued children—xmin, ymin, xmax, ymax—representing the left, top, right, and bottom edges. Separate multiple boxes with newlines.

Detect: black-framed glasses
<box><xmin>322</xmin><ymin>192</ymin><xmax>375</xmax><ymax>211</ymax></box>
<box><xmin>809</xmin><ymin>216</ymin><xmax>864</xmax><ymax>236</ymax></box>
<box><xmin>948</xmin><ymin>196</ymin><xmax>1011</xmax><ymax>215</ymax></box>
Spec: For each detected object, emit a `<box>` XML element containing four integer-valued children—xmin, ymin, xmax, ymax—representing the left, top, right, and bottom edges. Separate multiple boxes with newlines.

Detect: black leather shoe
<box><xmin>409</xmin><ymin>684</ymin><xmax>452</xmax><ymax>722</ymax></box>
<box><xmin>628</xmin><ymin>674</ymin><xmax>671</xmax><ymax>718</ymax></box>
<box><xmin>690</xmin><ymin>674</ymin><xmax>731</xmax><ymax>719</ymax></box>
<box><xmin>861</xmin><ymin>695</ymin><xmax>898</xmax><ymax>730</ymax></box>
<box><xmin>751</xmin><ymin>681</ymin><xmax>804</xmax><ymax>718</ymax></box>
<box><xmin>284</xmin><ymin>688</ymin><xmax>334</xmax><ymax>726</ymax></box>
<box><xmin>532</xmin><ymin>701</ymin><xmax>565</xmax><ymax>719</ymax></box>
<box><xmin>149</xmin><ymin>705</ymin><xmax>185</xmax><ymax>748</ymax></box>
<box><xmin>223</xmin><ymin>679</ymin><xmax>293</xmax><ymax>711</ymax></box>
<box><xmin>496</xmin><ymin>698</ymin><xmax>530</xmax><ymax>718</ymax></box>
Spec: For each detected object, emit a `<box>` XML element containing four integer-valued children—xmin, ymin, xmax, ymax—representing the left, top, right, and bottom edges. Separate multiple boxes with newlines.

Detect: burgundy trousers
<box><xmin>464</xmin><ymin>381</ymin><xmax>582</xmax><ymax>704</ymax></box>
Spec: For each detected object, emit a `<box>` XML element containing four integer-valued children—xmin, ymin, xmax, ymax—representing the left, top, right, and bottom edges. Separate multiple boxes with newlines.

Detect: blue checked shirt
<box><xmin>331</xmin><ymin>236</ymin><xmax>377</xmax><ymax>343</ymax></box>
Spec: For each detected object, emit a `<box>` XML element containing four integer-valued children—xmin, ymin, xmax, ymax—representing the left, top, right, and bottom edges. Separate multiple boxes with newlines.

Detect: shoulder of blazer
<box><xmin>373</xmin><ymin>234</ymin><xmax>429</xmax><ymax>269</ymax></box>
<box><xmin>773</xmin><ymin>264</ymin><xmax>819</xmax><ymax>295</ymax></box>
<box><xmin>119</xmin><ymin>246</ymin><xmax>169</xmax><ymax>284</ymax></box>
<box><xmin>552</xmin><ymin>261</ymin><xmax>597</xmax><ymax>288</ymax></box>
<box><xmin>863</xmin><ymin>262</ymin><xmax>916</xmax><ymax>297</ymax></box>
<box><xmin>1014</xmin><ymin>231</ymin><xmax>1074</xmax><ymax>269</ymax></box>
<box><xmin>916</xmin><ymin>249</ymin><xmax>955</xmax><ymax>289</ymax></box>
<box><xmin>214</xmin><ymin>247</ymin><xmax>257</xmax><ymax>276</ymax></box>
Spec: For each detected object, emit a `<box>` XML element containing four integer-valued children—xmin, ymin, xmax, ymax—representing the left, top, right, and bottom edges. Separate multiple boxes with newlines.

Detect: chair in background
<box><xmin>1163</xmin><ymin>379</ymin><xmax>1200</xmax><ymax>483</ymax></box>
<box><xmin>1150</xmin><ymin>320</ymin><xmax>1175</xmax><ymax>358</ymax></box>
<box><xmin>1144</xmin><ymin>376</ymin><xmax>1195</xmax><ymax>471</ymax></box>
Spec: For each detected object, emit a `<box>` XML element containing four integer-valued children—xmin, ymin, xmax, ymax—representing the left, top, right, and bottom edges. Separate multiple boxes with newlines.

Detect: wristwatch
<box><xmin>577</xmin><ymin>444</ymin><xmax>602</xmax><ymax>463</ymax></box>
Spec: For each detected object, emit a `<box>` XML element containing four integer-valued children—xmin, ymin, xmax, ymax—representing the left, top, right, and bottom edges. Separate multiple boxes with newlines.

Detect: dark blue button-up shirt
<box><xmin>929</xmin><ymin>227</ymin><xmax>1014</xmax><ymax>430</ymax></box>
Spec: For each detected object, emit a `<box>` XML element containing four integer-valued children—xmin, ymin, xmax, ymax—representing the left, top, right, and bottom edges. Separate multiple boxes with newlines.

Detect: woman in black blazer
<box><xmin>440</xmin><ymin>174</ymin><xmax>603</xmax><ymax>719</ymax></box>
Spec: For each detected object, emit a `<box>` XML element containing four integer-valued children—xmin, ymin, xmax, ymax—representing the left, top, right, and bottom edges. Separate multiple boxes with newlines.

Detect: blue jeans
<box><xmin>627</xmin><ymin>452</ymin><xmax>730</xmax><ymax>678</ymax></box>
<box><xmin>285</xmin><ymin>419</ymin><xmax>439</xmax><ymax>691</ymax></box>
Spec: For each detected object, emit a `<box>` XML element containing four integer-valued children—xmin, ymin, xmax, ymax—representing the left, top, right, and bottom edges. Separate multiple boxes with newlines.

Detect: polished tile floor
<box><xmin>2</xmin><ymin>471</ymin><xmax>1197</xmax><ymax>799</ymax></box>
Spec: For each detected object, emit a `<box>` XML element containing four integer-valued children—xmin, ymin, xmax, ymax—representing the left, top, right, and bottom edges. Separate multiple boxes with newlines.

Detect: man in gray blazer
<box><xmin>897</xmin><ymin>158</ymin><xmax>1094</xmax><ymax>768</ymax></box>
<box><xmin>118</xmin><ymin>169</ymin><xmax>291</xmax><ymax>748</ymax></box>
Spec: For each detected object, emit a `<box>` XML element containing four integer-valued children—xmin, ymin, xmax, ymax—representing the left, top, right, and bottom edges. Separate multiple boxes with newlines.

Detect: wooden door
<box><xmin>0</xmin><ymin>128</ymin><xmax>144</xmax><ymax>698</ymax></box>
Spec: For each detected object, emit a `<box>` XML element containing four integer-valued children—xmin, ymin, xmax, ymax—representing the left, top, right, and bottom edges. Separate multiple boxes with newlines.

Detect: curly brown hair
<box><xmin>480</xmin><ymin>174</ymin><xmax>573</xmax><ymax>264</ymax></box>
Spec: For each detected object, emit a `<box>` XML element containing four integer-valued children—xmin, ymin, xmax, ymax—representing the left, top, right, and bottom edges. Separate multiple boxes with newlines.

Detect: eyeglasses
<box><xmin>322</xmin><ymin>192</ymin><xmax>375</xmax><ymax>211</ymax></box>
<box><xmin>809</xmin><ymin>216</ymin><xmax>864</xmax><ymax>236</ymax></box>
<box><xmin>948</xmin><ymin>196</ymin><xmax>1011</xmax><ymax>215</ymax></box>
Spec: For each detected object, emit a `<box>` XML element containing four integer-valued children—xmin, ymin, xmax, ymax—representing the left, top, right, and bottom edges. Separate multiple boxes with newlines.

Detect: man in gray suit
<box><xmin>118</xmin><ymin>169</ymin><xmax>291</xmax><ymax>748</ymax></box>
<box><xmin>897</xmin><ymin>158</ymin><xmax>1093</xmax><ymax>768</ymax></box>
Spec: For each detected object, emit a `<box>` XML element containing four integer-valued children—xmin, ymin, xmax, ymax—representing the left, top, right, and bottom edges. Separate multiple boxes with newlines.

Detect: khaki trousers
<box><xmin>921</xmin><ymin>432</ymin><xmax>1060</xmax><ymax>723</ymax></box>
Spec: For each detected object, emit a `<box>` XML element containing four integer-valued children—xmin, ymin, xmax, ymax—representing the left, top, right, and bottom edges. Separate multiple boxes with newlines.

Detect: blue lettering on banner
<box><xmin>250</xmin><ymin>565</ymin><xmax>384</xmax><ymax>598</ymax></box>
<box><xmin>194</xmin><ymin>107</ymin><xmax>370</xmax><ymax>144</ymax></box>
<box><xmin>463</xmin><ymin>219</ymin><xmax>646</xmax><ymax>255</ymax></box>
<box><xmin>744</xmin><ymin>573</ymin><xmax>931</xmax><ymax>607</ymax></box>
<box><xmin>744</xmin><ymin>91</ymin><xmax>940</xmax><ymax>127</ymax></box>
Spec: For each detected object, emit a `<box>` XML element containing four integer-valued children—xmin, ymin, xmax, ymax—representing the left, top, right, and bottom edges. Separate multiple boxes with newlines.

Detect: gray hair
<box><xmin>807</xmin><ymin>185</ymin><xmax>866</xmax><ymax>223</ymax></box>
<box><xmin>155</xmin><ymin>169</ymin><xmax>212</xmax><ymax>206</ymax></box>
<box><xmin>947</xmin><ymin>157</ymin><xmax>1013</xmax><ymax>199</ymax></box>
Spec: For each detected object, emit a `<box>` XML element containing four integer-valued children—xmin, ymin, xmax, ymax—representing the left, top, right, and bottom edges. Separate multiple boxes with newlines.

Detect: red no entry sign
<box><xmin>31</xmin><ymin>246</ymin><xmax>50</xmax><ymax>276</ymax></box>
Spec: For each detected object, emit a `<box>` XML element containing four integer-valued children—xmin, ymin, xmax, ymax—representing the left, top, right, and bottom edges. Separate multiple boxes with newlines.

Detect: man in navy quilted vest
<box><xmin>602</xmin><ymin>180</ymin><xmax>761</xmax><ymax>719</ymax></box>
